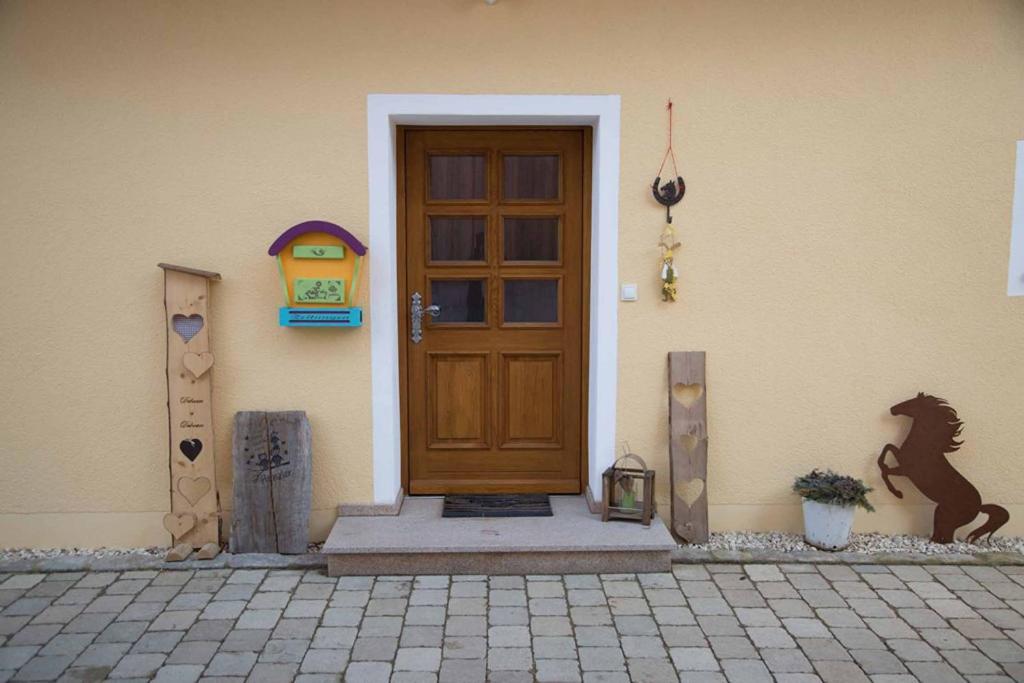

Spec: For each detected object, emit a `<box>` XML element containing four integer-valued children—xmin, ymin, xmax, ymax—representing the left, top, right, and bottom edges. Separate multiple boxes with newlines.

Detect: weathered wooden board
<box><xmin>161</xmin><ymin>265</ymin><xmax>220</xmax><ymax>549</ymax></box>
<box><xmin>230</xmin><ymin>410</ymin><xmax>312</xmax><ymax>554</ymax></box>
<box><xmin>268</xmin><ymin>411</ymin><xmax>313</xmax><ymax>554</ymax></box>
<box><xmin>668</xmin><ymin>351</ymin><xmax>708</xmax><ymax>543</ymax></box>
<box><xmin>230</xmin><ymin>411</ymin><xmax>277</xmax><ymax>553</ymax></box>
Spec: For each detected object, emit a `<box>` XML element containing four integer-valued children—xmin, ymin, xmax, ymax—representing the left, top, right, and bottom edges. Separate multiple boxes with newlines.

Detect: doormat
<box><xmin>442</xmin><ymin>494</ymin><xmax>553</xmax><ymax>518</ymax></box>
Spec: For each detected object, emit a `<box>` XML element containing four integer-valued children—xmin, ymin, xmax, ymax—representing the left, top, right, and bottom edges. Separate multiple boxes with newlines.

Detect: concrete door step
<box><xmin>323</xmin><ymin>495</ymin><xmax>676</xmax><ymax>576</ymax></box>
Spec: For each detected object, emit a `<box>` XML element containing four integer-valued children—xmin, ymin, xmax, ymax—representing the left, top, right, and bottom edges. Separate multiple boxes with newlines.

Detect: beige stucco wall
<box><xmin>1</xmin><ymin>0</ymin><xmax>1022</xmax><ymax>548</ymax></box>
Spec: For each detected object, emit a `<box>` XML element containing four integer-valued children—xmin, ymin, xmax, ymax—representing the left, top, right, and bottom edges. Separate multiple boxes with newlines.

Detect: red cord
<box><xmin>657</xmin><ymin>99</ymin><xmax>679</xmax><ymax>179</ymax></box>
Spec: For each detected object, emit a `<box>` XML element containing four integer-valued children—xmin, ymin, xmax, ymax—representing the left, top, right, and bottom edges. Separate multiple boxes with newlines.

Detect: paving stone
<box><xmin>887</xmin><ymin>638</ymin><xmax>941</xmax><ymax>661</ymax></box>
<box><xmin>205</xmin><ymin>651</ymin><xmax>256</xmax><ymax>676</ymax></box>
<box><xmin>94</xmin><ymin>621</ymin><xmax>147</xmax><ymax>644</ymax></box>
<box><xmin>487</xmin><ymin>647</ymin><xmax>533</xmax><ymax>671</ymax></box>
<box><xmin>0</xmin><ymin>646</ymin><xmax>39</xmax><ymax>670</ymax></box>
<box><xmin>707</xmin><ymin>635</ymin><xmax>756</xmax><ymax>659</ymax></box>
<box><xmin>146</xmin><ymin>610</ymin><xmax>196</xmax><ymax>632</ymax></box>
<box><xmin>565</xmin><ymin>576</ymin><xmax>602</xmax><ymax>590</ymax></box>
<box><xmin>1</xmin><ymin>576</ymin><xmax>45</xmax><ymax>591</ymax></box>
<box><xmin>660</xmin><ymin>626</ymin><xmax>706</xmax><ymax>647</ymax></box>
<box><xmin>312</xmin><ymin>626</ymin><xmax>357</xmax><ymax>649</ymax></box>
<box><xmin>271</xmin><ymin>618</ymin><xmax>317</xmax><ymax>640</ymax></box>
<box><xmin>696</xmin><ymin>615</ymin><xmax>743</xmax><ymax>636</ymax></box>
<box><xmin>570</xmin><ymin>606</ymin><xmax>611</xmax><ymax>627</ymax></box>
<box><xmin>722</xmin><ymin>589</ymin><xmax>767</xmax><ymax>609</ymax></box>
<box><xmin>488</xmin><ymin>607</ymin><xmax>528</xmax><ymax>626</ymax></box>
<box><xmin>351</xmin><ymin>636</ymin><xmax>398</xmax><ymax>661</ymax></box>
<box><xmin>130</xmin><ymin>631</ymin><xmax>183</xmax><ymax>654</ymax></box>
<box><xmin>198</xmin><ymin>601</ymin><xmax>245</xmax><ymax>621</ymax></box>
<box><xmin>532</xmin><ymin>616</ymin><xmax>572</xmax><ymax>636</ymax></box>
<box><xmin>109</xmin><ymin>653</ymin><xmax>166</xmax><ymax>678</ymax></box>
<box><xmin>256</xmin><ymin>639</ymin><xmax>310</xmax><ymax>664</ymax></box>
<box><xmin>299</xmin><ymin>648</ymin><xmax>348</xmax><ymax>673</ymax></box>
<box><xmin>182</xmin><ymin>619</ymin><xmax>232</xmax><ymax>643</ymax></box>
<box><xmin>321</xmin><ymin>607</ymin><xmax>362</xmax><ymax>627</ymax></box>
<box><xmin>344</xmin><ymin>661</ymin><xmax>391</xmax><ymax>683</ymax></box>
<box><xmin>212</xmin><ymin>585</ymin><xmax>256</xmax><ymax>603</ymax></box>
<box><xmin>165</xmin><ymin>594</ymin><xmax>211</xmax><ymax>612</ymax></box>
<box><xmin>283</xmin><ymin>600</ymin><xmax>326</xmax><ymax>619</ymax></box>
<box><xmin>864</xmin><ymin>616</ymin><xmax>917</xmax><ymax>639</ymax></box>
<box><xmin>395</xmin><ymin>647</ymin><xmax>442</xmax><ymax>672</ymax></box>
<box><xmin>536</xmin><ymin>658</ymin><xmax>582</xmax><ymax>682</ymax></box>
<box><xmin>624</xmin><ymin>658</ymin><xmax>676</xmax><ymax>683</ymax></box>
<box><xmin>668</xmin><ymin>646</ymin><xmax>718</xmax><ymax>671</ymax></box>
<box><xmin>905</xmin><ymin>660</ymin><xmax>969</xmax><ymax>682</ymax></box>
<box><xmin>849</xmin><ymin>648</ymin><xmax>906</xmax><ymax>674</ymax></box>
<box><xmin>166</xmin><ymin>641</ymin><xmax>218</xmax><ymax>665</ymax></box>
<box><xmin>831</xmin><ymin>627</ymin><xmax>885</xmax><ymax>650</ymax></box>
<box><xmin>248</xmin><ymin>593</ymin><xmax>290</xmax><ymax>610</ymax></box>
<box><xmin>534</xmin><ymin>636</ymin><xmax>580</xmax><ymax>659</ymax></box>
<box><xmin>746</xmin><ymin>626</ymin><xmax>796</xmax><ymax>648</ymax></box>
<box><xmin>219</xmin><ymin>629</ymin><xmax>270</xmax><ymax>653</ymax></box>
<box><xmin>975</xmin><ymin>638</ymin><xmax>1024</xmax><ymax>662</ymax></box>
<box><xmin>796</xmin><ymin>637</ymin><xmax>853</xmax><ymax>662</ymax></box>
<box><xmin>943</xmin><ymin>649</ymin><xmax>1001</xmax><ymax>674</ymax></box>
<box><xmin>152</xmin><ymin>664</ymin><xmax>203</xmax><ymax>683</ymax></box>
<box><xmin>246</xmin><ymin>663</ymin><xmax>298</xmax><ymax>683</ymax></box>
<box><xmin>812</xmin><ymin>660</ymin><xmax>871</xmax><ymax>682</ymax></box>
<box><xmin>721</xmin><ymin>658</ymin><xmax>772</xmax><ymax>681</ymax></box>
<box><xmin>437</xmin><ymin>658</ymin><xmax>483</xmax><ymax>683</ymax></box>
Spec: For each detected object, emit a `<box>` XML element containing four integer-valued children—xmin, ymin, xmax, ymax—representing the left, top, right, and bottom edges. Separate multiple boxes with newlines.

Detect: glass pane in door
<box><xmin>503</xmin><ymin>217</ymin><xmax>559</xmax><ymax>262</ymax></box>
<box><xmin>503</xmin><ymin>279</ymin><xmax>558</xmax><ymax>323</ymax></box>
<box><xmin>429</xmin><ymin>155</ymin><xmax>486</xmax><ymax>200</ymax></box>
<box><xmin>430</xmin><ymin>279</ymin><xmax>487</xmax><ymax>323</ymax></box>
<box><xmin>503</xmin><ymin>155</ymin><xmax>560</xmax><ymax>200</ymax></box>
<box><xmin>430</xmin><ymin>217</ymin><xmax>486</xmax><ymax>262</ymax></box>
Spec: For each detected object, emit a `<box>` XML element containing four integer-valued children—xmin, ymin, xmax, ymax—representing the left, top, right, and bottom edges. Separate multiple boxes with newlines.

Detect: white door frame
<box><xmin>367</xmin><ymin>94</ymin><xmax>620</xmax><ymax>505</ymax></box>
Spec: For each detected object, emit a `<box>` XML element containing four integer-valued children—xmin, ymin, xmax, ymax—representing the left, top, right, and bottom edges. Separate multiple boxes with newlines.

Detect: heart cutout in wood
<box><xmin>177</xmin><ymin>476</ymin><xmax>212</xmax><ymax>506</ymax></box>
<box><xmin>679</xmin><ymin>433</ymin><xmax>699</xmax><ymax>453</ymax></box>
<box><xmin>172</xmin><ymin>314</ymin><xmax>204</xmax><ymax>344</ymax></box>
<box><xmin>183</xmin><ymin>352</ymin><xmax>214</xmax><ymax>378</ymax></box>
<box><xmin>672</xmin><ymin>383</ymin><xmax>704</xmax><ymax>408</ymax></box>
<box><xmin>677</xmin><ymin>478</ymin><xmax>705</xmax><ymax>507</ymax></box>
<box><xmin>179</xmin><ymin>439</ymin><xmax>203</xmax><ymax>462</ymax></box>
<box><xmin>163</xmin><ymin>512</ymin><xmax>197</xmax><ymax>538</ymax></box>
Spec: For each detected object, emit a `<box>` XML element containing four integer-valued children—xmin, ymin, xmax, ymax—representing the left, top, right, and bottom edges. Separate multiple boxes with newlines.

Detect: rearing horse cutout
<box><xmin>878</xmin><ymin>393</ymin><xmax>1009</xmax><ymax>543</ymax></box>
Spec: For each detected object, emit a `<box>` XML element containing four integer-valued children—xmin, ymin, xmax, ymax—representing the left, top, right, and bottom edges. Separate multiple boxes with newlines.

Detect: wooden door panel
<box><xmin>402</xmin><ymin>128</ymin><xmax>587</xmax><ymax>494</ymax></box>
<box><xmin>427</xmin><ymin>353</ymin><xmax>490</xmax><ymax>449</ymax></box>
<box><xmin>500</xmin><ymin>352</ymin><xmax>563</xmax><ymax>449</ymax></box>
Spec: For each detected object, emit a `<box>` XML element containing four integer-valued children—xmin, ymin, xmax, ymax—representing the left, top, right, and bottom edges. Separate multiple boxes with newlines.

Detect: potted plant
<box><xmin>793</xmin><ymin>469</ymin><xmax>874</xmax><ymax>550</ymax></box>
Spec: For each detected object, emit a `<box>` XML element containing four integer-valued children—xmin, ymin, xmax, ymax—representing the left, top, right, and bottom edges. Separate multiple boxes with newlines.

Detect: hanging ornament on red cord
<box><xmin>652</xmin><ymin>99</ymin><xmax>686</xmax><ymax>302</ymax></box>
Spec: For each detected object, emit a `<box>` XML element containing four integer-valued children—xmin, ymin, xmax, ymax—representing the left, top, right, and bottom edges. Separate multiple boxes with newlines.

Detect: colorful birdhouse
<box><xmin>268</xmin><ymin>220</ymin><xmax>368</xmax><ymax>327</ymax></box>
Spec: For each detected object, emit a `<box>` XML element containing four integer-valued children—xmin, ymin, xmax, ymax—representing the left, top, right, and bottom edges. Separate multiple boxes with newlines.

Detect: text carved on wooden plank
<box><xmin>231</xmin><ymin>411</ymin><xmax>312</xmax><ymax>554</ymax></box>
<box><xmin>668</xmin><ymin>352</ymin><xmax>708</xmax><ymax>543</ymax></box>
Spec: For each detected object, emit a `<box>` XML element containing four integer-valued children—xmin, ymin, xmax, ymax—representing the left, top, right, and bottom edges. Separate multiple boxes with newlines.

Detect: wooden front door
<box><xmin>400</xmin><ymin>128</ymin><xmax>589</xmax><ymax>494</ymax></box>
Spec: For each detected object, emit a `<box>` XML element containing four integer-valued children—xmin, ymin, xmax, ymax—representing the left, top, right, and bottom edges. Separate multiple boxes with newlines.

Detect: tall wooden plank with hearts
<box><xmin>668</xmin><ymin>351</ymin><xmax>709</xmax><ymax>543</ymax></box>
<box><xmin>159</xmin><ymin>263</ymin><xmax>222</xmax><ymax>556</ymax></box>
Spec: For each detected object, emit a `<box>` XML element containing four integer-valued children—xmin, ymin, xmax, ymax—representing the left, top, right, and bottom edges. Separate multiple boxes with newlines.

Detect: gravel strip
<box><xmin>687</xmin><ymin>531</ymin><xmax>1024</xmax><ymax>556</ymax></box>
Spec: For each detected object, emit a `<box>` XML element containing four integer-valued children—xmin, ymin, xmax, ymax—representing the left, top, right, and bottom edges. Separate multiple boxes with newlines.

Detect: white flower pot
<box><xmin>801</xmin><ymin>499</ymin><xmax>856</xmax><ymax>551</ymax></box>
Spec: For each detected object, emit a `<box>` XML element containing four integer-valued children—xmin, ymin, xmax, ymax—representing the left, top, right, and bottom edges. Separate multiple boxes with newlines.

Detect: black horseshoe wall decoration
<box><xmin>652</xmin><ymin>175</ymin><xmax>686</xmax><ymax>224</ymax></box>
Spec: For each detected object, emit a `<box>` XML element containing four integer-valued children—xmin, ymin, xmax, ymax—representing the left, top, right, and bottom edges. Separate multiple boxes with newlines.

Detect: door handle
<box><xmin>411</xmin><ymin>292</ymin><xmax>441</xmax><ymax>344</ymax></box>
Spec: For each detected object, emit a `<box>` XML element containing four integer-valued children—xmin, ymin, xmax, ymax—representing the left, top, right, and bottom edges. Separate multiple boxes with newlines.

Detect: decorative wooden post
<box><xmin>159</xmin><ymin>263</ymin><xmax>222</xmax><ymax>561</ymax></box>
<box><xmin>231</xmin><ymin>411</ymin><xmax>312</xmax><ymax>554</ymax></box>
<box><xmin>668</xmin><ymin>351</ymin><xmax>708</xmax><ymax>543</ymax></box>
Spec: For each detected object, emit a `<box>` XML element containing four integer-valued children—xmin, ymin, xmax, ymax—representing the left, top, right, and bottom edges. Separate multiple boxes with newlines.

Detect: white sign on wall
<box><xmin>1009</xmin><ymin>141</ymin><xmax>1024</xmax><ymax>296</ymax></box>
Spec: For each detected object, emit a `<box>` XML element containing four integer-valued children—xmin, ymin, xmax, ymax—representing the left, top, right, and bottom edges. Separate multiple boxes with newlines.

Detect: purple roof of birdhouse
<box><xmin>268</xmin><ymin>220</ymin><xmax>368</xmax><ymax>257</ymax></box>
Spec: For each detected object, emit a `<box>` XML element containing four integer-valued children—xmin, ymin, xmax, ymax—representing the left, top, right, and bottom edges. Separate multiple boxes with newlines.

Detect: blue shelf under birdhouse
<box><xmin>279</xmin><ymin>307</ymin><xmax>363</xmax><ymax>327</ymax></box>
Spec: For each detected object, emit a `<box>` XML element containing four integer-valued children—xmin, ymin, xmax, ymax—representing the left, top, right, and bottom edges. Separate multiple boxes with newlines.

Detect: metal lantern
<box><xmin>601</xmin><ymin>452</ymin><xmax>656</xmax><ymax>526</ymax></box>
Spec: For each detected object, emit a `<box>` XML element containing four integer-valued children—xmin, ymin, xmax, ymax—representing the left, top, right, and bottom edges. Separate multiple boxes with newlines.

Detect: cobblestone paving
<box><xmin>1</xmin><ymin>564</ymin><xmax>1024</xmax><ymax>682</ymax></box>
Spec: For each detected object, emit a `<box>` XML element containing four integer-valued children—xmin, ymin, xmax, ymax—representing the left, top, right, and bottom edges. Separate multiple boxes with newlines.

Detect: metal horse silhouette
<box><xmin>878</xmin><ymin>393</ymin><xmax>1008</xmax><ymax>543</ymax></box>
